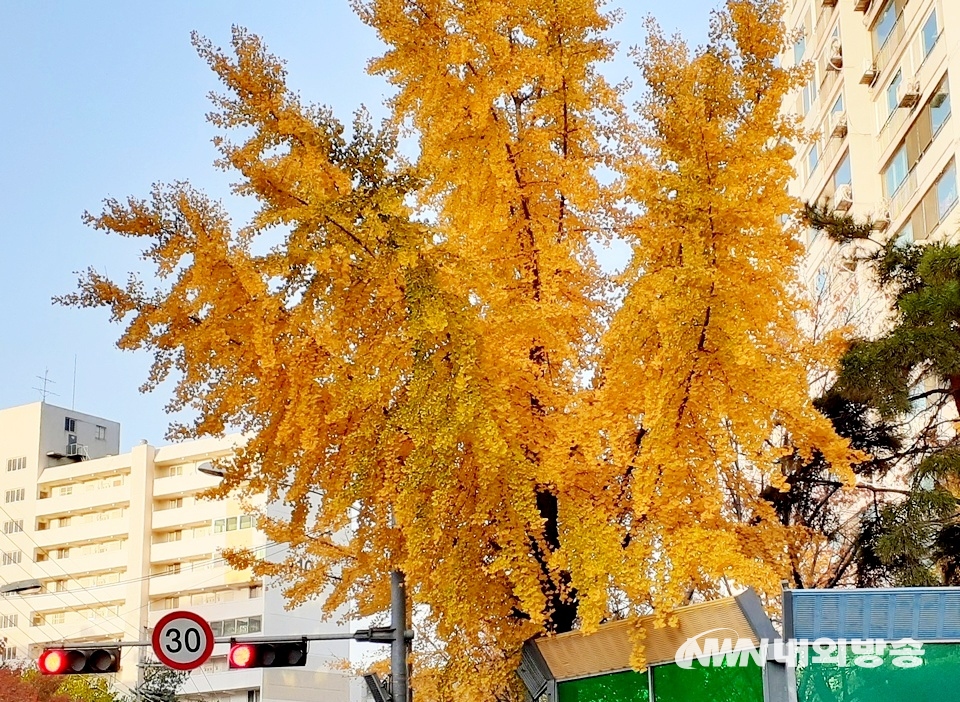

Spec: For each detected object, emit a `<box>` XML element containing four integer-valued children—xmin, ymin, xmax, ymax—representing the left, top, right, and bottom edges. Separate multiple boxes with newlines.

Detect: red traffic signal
<box><xmin>228</xmin><ymin>640</ymin><xmax>307</xmax><ymax>669</ymax></box>
<box><xmin>39</xmin><ymin>648</ymin><xmax>120</xmax><ymax>674</ymax></box>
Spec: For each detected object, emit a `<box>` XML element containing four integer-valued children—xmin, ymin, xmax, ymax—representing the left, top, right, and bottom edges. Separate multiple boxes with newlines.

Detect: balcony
<box><xmin>148</xmin><ymin>563</ymin><xmax>253</xmax><ymax>597</ymax></box>
<box><xmin>34</xmin><ymin>517</ymin><xmax>128</xmax><ymax>549</ymax></box>
<box><xmin>874</xmin><ymin>12</ymin><xmax>906</xmax><ymax>78</ymax></box>
<box><xmin>803</xmin><ymin>136</ymin><xmax>846</xmax><ymax>200</ymax></box>
<box><xmin>880</xmin><ymin>35</ymin><xmax>948</xmax><ymax>157</ymax></box>
<box><xmin>26</xmin><ymin>582</ymin><xmax>128</xmax><ymax>611</ymax></box>
<box><xmin>810</xmin><ymin>6</ymin><xmax>836</xmax><ymax>56</ymax></box>
<box><xmin>151</xmin><ymin>531</ymin><xmax>250</xmax><ymax>563</ymax></box>
<box><xmin>39</xmin><ymin>549</ymin><xmax>128</xmax><ymax>577</ymax></box>
<box><xmin>147</xmin><ymin>597</ymin><xmax>263</xmax><ymax>629</ymax></box>
<box><xmin>890</xmin><ymin>169</ymin><xmax>919</xmax><ymax>220</ymax></box>
<box><xmin>151</xmin><ymin>504</ymin><xmax>214</xmax><ymax>531</ymax></box>
<box><xmin>180</xmin><ymin>662</ymin><xmax>262</xmax><ymax>696</ymax></box>
<box><xmin>30</xmin><ymin>618</ymin><xmax>128</xmax><ymax>645</ymax></box>
<box><xmin>153</xmin><ymin>471</ymin><xmax>223</xmax><ymax>498</ymax></box>
<box><xmin>35</xmin><ymin>486</ymin><xmax>128</xmax><ymax>517</ymax></box>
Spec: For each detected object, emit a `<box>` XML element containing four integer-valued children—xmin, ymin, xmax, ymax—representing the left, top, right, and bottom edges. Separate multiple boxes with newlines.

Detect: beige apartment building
<box><xmin>0</xmin><ymin>401</ymin><xmax>353</xmax><ymax>702</ymax></box>
<box><xmin>785</xmin><ymin>0</ymin><xmax>959</xmax><ymax>336</ymax></box>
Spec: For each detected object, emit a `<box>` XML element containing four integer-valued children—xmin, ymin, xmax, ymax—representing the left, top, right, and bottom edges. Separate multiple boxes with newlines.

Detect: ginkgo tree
<box><xmin>61</xmin><ymin>0</ymin><xmax>860</xmax><ymax>698</ymax></box>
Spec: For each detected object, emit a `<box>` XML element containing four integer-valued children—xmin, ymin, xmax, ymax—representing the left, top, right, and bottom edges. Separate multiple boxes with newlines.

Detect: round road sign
<box><xmin>152</xmin><ymin>611</ymin><xmax>215</xmax><ymax>670</ymax></box>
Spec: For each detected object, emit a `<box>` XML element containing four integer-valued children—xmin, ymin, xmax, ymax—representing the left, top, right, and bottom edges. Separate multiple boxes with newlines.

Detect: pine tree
<box><xmin>801</xmin><ymin>203</ymin><xmax>960</xmax><ymax>586</ymax></box>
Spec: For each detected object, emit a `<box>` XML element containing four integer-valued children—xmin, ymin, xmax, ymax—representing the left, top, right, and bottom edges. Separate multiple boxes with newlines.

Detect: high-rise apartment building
<box><xmin>0</xmin><ymin>402</ymin><xmax>353</xmax><ymax>702</ymax></box>
<box><xmin>785</xmin><ymin>0</ymin><xmax>958</xmax><ymax>335</ymax></box>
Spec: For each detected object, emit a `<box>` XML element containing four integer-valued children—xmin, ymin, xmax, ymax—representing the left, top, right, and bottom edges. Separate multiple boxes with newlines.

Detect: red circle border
<box><xmin>152</xmin><ymin>610</ymin><xmax>215</xmax><ymax>671</ymax></box>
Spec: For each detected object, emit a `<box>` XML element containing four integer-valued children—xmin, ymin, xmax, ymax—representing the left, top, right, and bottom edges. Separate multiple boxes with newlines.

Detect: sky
<box><xmin>0</xmin><ymin>0</ymin><xmax>717</xmax><ymax>452</ymax></box>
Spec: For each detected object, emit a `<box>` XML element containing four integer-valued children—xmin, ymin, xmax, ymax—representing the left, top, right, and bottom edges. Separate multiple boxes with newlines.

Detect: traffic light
<box><xmin>228</xmin><ymin>639</ymin><xmax>308</xmax><ymax>669</ymax></box>
<box><xmin>38</xmin><ymin>647</ymin><xmax>120</xmax><ymax>674</ymax></box>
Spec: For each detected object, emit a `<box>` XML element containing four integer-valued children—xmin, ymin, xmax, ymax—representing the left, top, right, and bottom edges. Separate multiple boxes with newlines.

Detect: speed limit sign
<box><xmin>152</xmin><ymin>611</ymin><xmax>215</xmax><ymax>670</ymax></box>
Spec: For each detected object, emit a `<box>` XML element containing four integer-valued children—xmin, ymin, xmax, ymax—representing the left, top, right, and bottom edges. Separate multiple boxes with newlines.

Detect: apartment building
<box><xmin>785</xmin><ymin>0</ymin><xmax>959</xmax><ymax>338</ymax></box>
<box><xmin>0</xmin><ymin>401</ymin><xmax>353</xmax><ymax>702</ymax></box>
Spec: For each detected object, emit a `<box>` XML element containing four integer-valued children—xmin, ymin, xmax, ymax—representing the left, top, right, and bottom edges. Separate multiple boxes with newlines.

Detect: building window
<box><xmin>802</xmin><ymin>76</ymin><xmax>818</xmax><ymax>115</ymax></box>
<box><xmin>808</xmin><ymin>143</ymin><xmax>820</xmax><ymax>174</ymax></box>
<box><xmin>0</xmin><ymin>614</ymin><xmax>17</xmax><ymax>628</ymax></box>
<box><xmin>214</xmin><ymin>515</ymin><xmax>254</xmax><ymax>533</ymax></box>
<box><xmin>4</xmin><ymin>489</ymin><xmax>24</xmax><ymax>503</ymax></box>
<box><xmin>884</xmin><ymin>76</ymin><xmax>951</xmax><ymax>199</ymax></box>
<box><xmin>872</xmin><ymin>0</ymin><xmax>901</xmax><ymax>53</ymax></box>
<box><xmin>211</xmin><ymin>616</ymin><xmax>262</xmax><ymax>639</ymax></box>
<box><xmin>884</xmin><ymin>145</ymin><xmax>909</xmax><ymax>197</ymax></box>
<box><xmin>57</xmin><ymin>485</ymin><xmax>73</xmax><ymax>497</ymax></box>
<box><xmin>64</xmin><ymin>417</ymin><xmax>76</xmax><ymax>432</ymax></box>
<box><xmin>95</xmin><ymin>425</ymin><xmax>106</xmax><ymax>440</ymax></box>
<box><xmin>932</xmin><ymin>78</ymin><xmax>951</xmax><ymax>136</ymax></box>
<box><xmin>922</xmin><ymin>10</ymin><xmax>940</xmax><ymax>59</ymax></box>
<box><xmin>2</xmin><ymin>551</ymin><xmax>22</xmax><ymax>566</ymax></box>
<box><xmin>6</xmin><ymin>457</ymin><xmax>26</xmax><ymax>472</ymax></box>
<box><xmin>886</xmin><ymin>69</ymin><xmax>902</xmax><ymax>117</ymax></box>
<box><xmin>794</xmin><ymin>34</ymin><xmax>806</xmax><ymax>65</ymax></box>
<box><xmin>833</xmin><ymin>154</ymin><xmax>852</xmax><ymax>189</ymax></box>
<box><xmin>901</xmin><ymin>160</ymin><xmax>959</xmax><ymax>241</ymax></box>
<box><xmin>832</xmin><ymin>92</ymin><xmax>844</xmax><ymax>115</ymax></box>
<box><xmin>815</xmin><ymin>268</ymin><xmax>829</xmax><ymax>296</ymax></box>
<box><xmin>937</xmin><ymin>161</ymin><xmax>958</xmax><ymax>219</ymax></box>
<box><xmin>2</xmin><ymin>520</ymin><xmax>23</xmax><ymax>534</ymax></box>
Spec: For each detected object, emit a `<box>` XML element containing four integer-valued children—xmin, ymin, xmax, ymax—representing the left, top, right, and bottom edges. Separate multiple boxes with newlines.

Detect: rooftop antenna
<box><xmin>71</xmin><ymin>355</ymin><xmax>77</xmax><ymax>409</ymax></box>
<box><xmin>33</xmin><ymin>368</ymin><xmax>59</xmax><ymax>403</ymax></box>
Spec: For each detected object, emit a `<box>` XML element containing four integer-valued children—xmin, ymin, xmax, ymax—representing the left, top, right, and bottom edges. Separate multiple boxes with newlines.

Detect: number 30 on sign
<box><xmin>152</xmin><ymin>611</ymin><xmax>215</xmax><ymax>670</ymax></box>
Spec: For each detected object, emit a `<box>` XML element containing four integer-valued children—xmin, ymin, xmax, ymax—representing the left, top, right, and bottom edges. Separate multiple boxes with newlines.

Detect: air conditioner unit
<box><xmin>872</xmin><ymin>202</ymin><xmax>891</xmax><ymax>232</ymax></box>
<box><xmin>932</xmin><ymin>91</ymin><xmax>949</xmax><ymax>108</ymax></box>
<box><xmin>897</xmin><ymin>79</ymin><xmax>921</xmax><ymax>108</ymax></box>
<box><xmin>854</xmin><ymin>0</ymin><xmax>871</xmax><ymax>11</ymax></box>
<box><xmin>829</xmin><ymin>110</ymin><xmax>848</xmax><ymax>138</ymax></box>
<box><xmin>860</xmin><ymin>60</ymin><xmax>878</xmax><ymax>85</ymax></box>
<box><xmin>833</xmin><ymin>184</ymin><xmax>853</xmax><ymax>213</ymax></box>
<box><xmin>827</xmin><ymin>39</ymin><xmax>843</xmax><ymax>70</ymax></box>
<box><xmin>838</xmin><ymin>240</ymin><xmax>862</xmax><ymax>271</ymax></box>
<box><xmin>65</xmin><ymin>443</ymin><xmax>88</xmax><ymax>460</ymax></box>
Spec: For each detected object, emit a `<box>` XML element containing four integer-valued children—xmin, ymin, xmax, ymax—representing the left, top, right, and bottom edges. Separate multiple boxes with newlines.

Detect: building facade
<box><xmin>785</xmin><ymin>0</ymin><xmax>959</xmax><ymax>336</ymax></box>
<box><xmin>0</xmin><ymin>401</ymin><xmax>352</xmax><ymax>702</ymax></box>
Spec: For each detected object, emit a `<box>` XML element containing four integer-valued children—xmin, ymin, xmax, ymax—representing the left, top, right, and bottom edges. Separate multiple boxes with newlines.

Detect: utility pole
<box><xmin>391</xmin><ymin>570</ymin><xmax>409</xmax><ymax>702</ymax></box>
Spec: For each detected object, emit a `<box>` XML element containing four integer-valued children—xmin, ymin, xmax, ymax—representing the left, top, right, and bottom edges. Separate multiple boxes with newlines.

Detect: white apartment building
<box><xmin>0</xmin><ymin>401</ymin><xmax>353</xmax><ymax>702</ymax></box>
<box><xmin>785</xmin><ymin>0</ymin><xmax>959</xmax><ymax>337</ymax></box>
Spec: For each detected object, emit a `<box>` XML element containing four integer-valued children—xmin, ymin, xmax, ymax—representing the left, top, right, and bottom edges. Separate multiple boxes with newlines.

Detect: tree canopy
<box><xmin>0</xmin><ymin>666</ymin><xmax>120</xmax><ymax>702</ymax></box>
<box><xmin>62</xmin><ymin>1</ymin><xmax>859</xmax><ymax>697</ymax></box>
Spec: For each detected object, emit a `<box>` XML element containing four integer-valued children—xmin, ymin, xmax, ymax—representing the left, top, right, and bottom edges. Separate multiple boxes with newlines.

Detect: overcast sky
<box><xmin>0</xmin><ymin>0</ymin><xmax>717</xmax><ymax>451</ymax></box>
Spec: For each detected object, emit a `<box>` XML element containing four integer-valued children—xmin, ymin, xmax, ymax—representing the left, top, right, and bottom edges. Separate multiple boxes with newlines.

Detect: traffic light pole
<box><xmin>391</xmin><ymin>570</ymin><xmax>408</xmax><ymax>702</ymax></box>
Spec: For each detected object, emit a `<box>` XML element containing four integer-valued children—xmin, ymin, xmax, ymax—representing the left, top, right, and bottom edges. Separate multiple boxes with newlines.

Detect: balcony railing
<box><xmin>890</xmin><ymin>168</ymin><xmax>918</xmax><ymax>220</ymax></box>
<box><xmin>805</xmin><ymin>134</ymin><xmax>845</xmax><ymax>195</ymax></box>
<box><xmin>874</xmin><ymin>11</ymin><xmax>906</xmax><ymax>76</ymax></box>
<box><xmin>878</xmin><ymin>29</ymin><xmax>947</xmax><ymax>155</ymax></box>
<box><xmin>811</xmin><ymin>6</ymin><xmax>837</xmax><ymax>56</ymax></box>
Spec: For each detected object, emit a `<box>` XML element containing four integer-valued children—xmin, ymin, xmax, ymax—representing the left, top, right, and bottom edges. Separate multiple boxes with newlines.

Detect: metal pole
<box><xmin>391</xmin><ymin>570</ymin><xmax>408</xmax><ymax>702</ymax></box>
